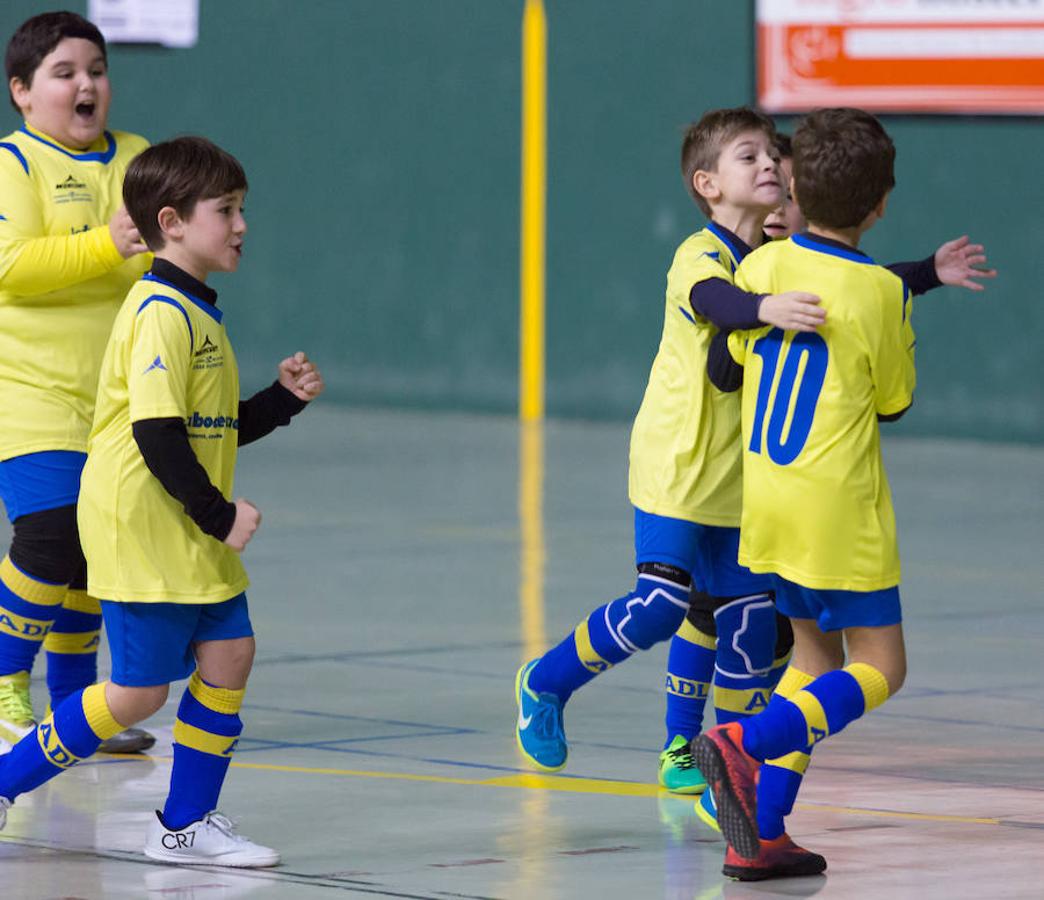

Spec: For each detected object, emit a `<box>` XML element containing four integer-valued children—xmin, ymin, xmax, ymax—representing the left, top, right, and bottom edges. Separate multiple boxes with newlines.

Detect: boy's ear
<box><xmin>156</xmin><ymin>206</ymin><xmax>183</xmax><ymax>240</ymax></box>
<box><xmin>9</xmin><ymin>77</ymin><xmax>29</xmax><ymax>114</ymax></box>
<box><xmin>875</xmin><ymin>191</ymin><xmax>889</xmax><ymax>220</ymax></box>
<box><xmin>692</xmin><ymin>169</ymin><xmax>720</xmax><ymax>205</ymax></box>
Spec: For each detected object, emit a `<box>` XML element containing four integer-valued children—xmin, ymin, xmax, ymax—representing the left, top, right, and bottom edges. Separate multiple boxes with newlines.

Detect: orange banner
<box><xmin>757</xmin><ymin>1</ymin><xmax>1044</xmax><ymax>114</ymax></box>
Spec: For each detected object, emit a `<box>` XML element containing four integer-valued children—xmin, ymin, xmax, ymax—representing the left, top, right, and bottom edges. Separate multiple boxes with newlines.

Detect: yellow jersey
<box><xmin>79</xmin><ymin>270</ymin><xmax>248</xmax><ymax>604</ymax></box>
<box><xmin>628</xmin><ymin>223</ymin><xmax>749</xmax><ymax>525</ymax></box>
<box><xmin>0</xmin><ymin>125</ymin><xmax>149</xmax><ymax>461</ymax></box>
<box><xmin>728</xmin><ymin>234</ymin><xmax>916</xmax><ymax>590</ymax></box>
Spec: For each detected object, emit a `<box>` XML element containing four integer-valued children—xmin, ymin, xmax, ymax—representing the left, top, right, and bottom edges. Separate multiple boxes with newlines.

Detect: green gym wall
<box><xmin>2</xmin><ymin>2</ymin><xmax>1040</xmax><ymax>443</ymax></box>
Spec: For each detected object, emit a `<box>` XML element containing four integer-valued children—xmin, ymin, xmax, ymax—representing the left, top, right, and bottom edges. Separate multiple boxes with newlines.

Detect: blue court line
<box><xmin>252</xmin><ymin>639</ymin><xmax>520</xmax><ymax>668</ymax></box>
<box><xmin>242</xmin><ymin>702</ymin><xmax>481</xmax><ymax>734</ymax></box>
<box><xmin>233</xmin><ymin>728</ymin><xmax>472</xmax><ymax>754</ymax></box>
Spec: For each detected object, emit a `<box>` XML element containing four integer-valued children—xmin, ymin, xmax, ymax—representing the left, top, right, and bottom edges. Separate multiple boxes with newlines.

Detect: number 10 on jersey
<box><xmin>749</xmin><ymin>328</ymin><xmax>828</xmax><ymax>466</ymax></box>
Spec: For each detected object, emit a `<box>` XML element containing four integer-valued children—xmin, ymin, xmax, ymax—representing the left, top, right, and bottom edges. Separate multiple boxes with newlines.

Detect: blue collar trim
<box><xmin>142</xmin><ymin>272</ymin><xmax>223</xmax><ymax>324</ymax></box>
<box><xmin>19</xmin><ymin>127</ymin><xmax>117</xmax><ymax>163</ymax></box>
<box><xmin>706</xmin><ymin>221</ymin><xmax>752</xmax><ymax>266</ymax></box>
<box><xmin>792</xmin><ymin>232</ymin><xmax>875</xmax><ymax>265</ymax></box>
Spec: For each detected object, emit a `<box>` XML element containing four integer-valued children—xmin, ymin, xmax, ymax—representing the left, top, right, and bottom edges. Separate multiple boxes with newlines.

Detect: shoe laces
<box><xmin>531</xmin><ymin>695</ymin><xmax>565</xmax><ymax>742</ymax></box>
<box><xmin>0</xmin><ymin>674</ymin><xmax>34</xmax><ymax>724</ymax></box>
<box><xmin>206</xmin><ymin>811</ymin><xmax>248</xmax><ymax>843</ymax></box>
<box><xmin>665</xmin><ymin>741</ymin><xmax>695</xmax><ymax>771</ymax></box>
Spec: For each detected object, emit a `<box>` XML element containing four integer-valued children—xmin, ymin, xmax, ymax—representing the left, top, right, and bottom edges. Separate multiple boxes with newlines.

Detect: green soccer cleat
<box><xmin>658</xmin><ymin>735</ymin><xmax>708</xmax><ymax>794</ymax></box>
<box><xmin>514</xmin><ymin>660</ymin><xmax>567</xmax><ymax>772</ymax></box>
<box><xmin>0</xmin><ymin>671</ymin><xmax>35</xmax><ymax>748</ymax></box>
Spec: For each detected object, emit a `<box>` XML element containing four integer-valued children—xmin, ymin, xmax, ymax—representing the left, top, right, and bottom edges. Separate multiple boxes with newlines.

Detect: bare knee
<box><xmin>105</xmin><ymin>682</ymin><xmax>169</xmax><ymax>726</ymax></box>
<box><xmin>195</xmin><ymin>636</ymin><xmax>255</xmax><ymax>690</ymax></box>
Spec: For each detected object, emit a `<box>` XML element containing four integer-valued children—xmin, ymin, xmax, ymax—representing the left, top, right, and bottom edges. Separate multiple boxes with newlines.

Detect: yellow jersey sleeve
<box><xmin>0</xmin><ymin>145</ymin><xmax>124</xmax><ymax>296</ymax></box>
<box><xmin>128</xmin><ymin>298</ymin><xmax>194</xmax><ymax>422</ymax></box>
<box><xmin>873</xmin><ymin>286</ymin><xmax>916</xmax><ymax>416</ymax></box>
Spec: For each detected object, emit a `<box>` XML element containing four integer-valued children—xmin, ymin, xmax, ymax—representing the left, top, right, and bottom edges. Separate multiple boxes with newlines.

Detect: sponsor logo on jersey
<box><xmin>194</xmin><ymin>335</ymin><xmax>219</xmax><ymax>357</ymax></box>
<box><xmin>185</xmin><ymin>411</ymin><xmax>239</xmax><ymax>431</ymax></box>
<box><xmin>143</xmin><ymin>355</ymin><xmax>167</xmax><ymax>375</ymax></box>
<box><xmin>193</xmin><ymin>334</ymin><xmax>224</xmax><ymax>370</ymax></box>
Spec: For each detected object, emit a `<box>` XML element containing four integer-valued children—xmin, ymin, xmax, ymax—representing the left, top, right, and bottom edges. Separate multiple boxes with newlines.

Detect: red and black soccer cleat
<box><xmin>691</xmin><ymin>722</ymin><xmax>760</xmax><ymax>859</ymax></box>
<box><xmin>723</xmin><ymin>833</ymin><xmax>827</xmax><ymax>881</ymax></box>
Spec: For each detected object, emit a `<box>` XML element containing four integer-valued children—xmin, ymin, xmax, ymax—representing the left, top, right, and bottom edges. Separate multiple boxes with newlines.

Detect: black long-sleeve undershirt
<box><xmin>132</xmin><ymin>383</ymin><xmax>307</xmax><ymax>540</ymax></box>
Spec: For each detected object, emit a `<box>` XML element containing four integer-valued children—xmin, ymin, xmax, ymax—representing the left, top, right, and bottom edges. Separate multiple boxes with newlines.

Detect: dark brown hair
<box><xmin>5</xmin><ymin>11</ymin><xmax>107</xmax><ymax>112</ymax></box>
<box><xmin>123</xmin><ymin>136</ymin><xmax>248</xmax><ymax>250</ymax></box>
<box><xmin>792</xmin><ymin>108</ymin><xmax>895</xmax><ymax>229</ymax></box>
<box><xmin>680</xmin><ymin>107</ymin><xmax>777</xmax><ymax>215</ymax></box>
<box><xmin>774</xmin><ymin>132</ymin><xmax>793</xmax><ymax>160</ymax></box>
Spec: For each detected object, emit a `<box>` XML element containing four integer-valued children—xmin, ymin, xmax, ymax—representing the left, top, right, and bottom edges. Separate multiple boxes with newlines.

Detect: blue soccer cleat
<box><xmin>514</xmin><ymin>660</ymin><xmax>567</xmax><ymax>772</ymax></box>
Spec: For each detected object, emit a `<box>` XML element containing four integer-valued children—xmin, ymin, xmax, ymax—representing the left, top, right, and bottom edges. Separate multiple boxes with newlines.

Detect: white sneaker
<box><xmin>144</xmin><ymin>810</ymin><xmax>280</xmax><ymax>868</ymax></box>
<box><xmin>0</xmin><ymin>796</ymin><xmax>11</xmax><ymax>831</ymax></box>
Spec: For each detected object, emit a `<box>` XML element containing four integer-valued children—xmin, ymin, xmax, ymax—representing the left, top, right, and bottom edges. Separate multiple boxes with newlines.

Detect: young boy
<box><xmin>515</xmin><ymin>107</ymin><xmax>825</xmax><ymax>780</ymax></box>
<box><xmin>692</xmin><ymin>107</ymin><xmax>926</xmax><ymax>881</ymax></box>
<box><xmin>0</xmin><ymin>135</ymin><xmax>324</xmax><ymax>867</ymax></box>
<box><xmin>684</xmin><ymin>130</ymin><xmax>994</xmax><ymax>829</ymax></box>
<box><xmin>0</xmin><ymin>11</ymin><xmax>153</xmax><ymax>754</ymax></box>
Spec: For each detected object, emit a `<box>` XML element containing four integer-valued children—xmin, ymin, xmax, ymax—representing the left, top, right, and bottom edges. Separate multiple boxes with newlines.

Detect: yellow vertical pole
<box><xmin>518</xmin><ymin>1</ymin><xmax>548</xmax><ymax>666</ymax></box>
<box><xmin>519</xmin><ymin>0</ymin><xmax>546</xmax><ymax>422</ymax></box>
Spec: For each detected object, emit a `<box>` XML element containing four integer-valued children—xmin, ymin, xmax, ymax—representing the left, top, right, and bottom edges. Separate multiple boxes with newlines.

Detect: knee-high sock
<box><xmin>528</xmin><ymin>571</ymin><xmax>690</xmax><ymax>702</ymax></box>
<box><xmin>663</xmin><ymin>620</ymin><xmax>715</xmax><ymax>744</ymax></box>
<box><xmin>740</xmin><ymin>663</ymin><xmax>891</xmax><ymax>762</ymax></box>
<box><xmin>0</xmin><ymin>682</ymin><xmax>121</xmax><ymax>800</ymax></box>
<box><xmin>755</xmin><ymin>667</ymin><xmax>815</xmax><ymax>840</ymax></box>
<box><xmin>44</xmin><ymin>590</ymin><xmax>101</xmax><ymax>709</ymax></box>
<box><xmin>0</xmin><ymin>556</ymin><xmax>66</xmax><ymax>677</ymax></box>
<box><xmin>162</xmin><ymin>672</ymin><xmax>245</xmax><ymax>830</ymax></box>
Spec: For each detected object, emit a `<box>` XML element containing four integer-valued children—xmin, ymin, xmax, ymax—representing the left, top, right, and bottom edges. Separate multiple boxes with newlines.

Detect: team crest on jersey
<box><xmin>193</xmin><ymin>334</ymin><xmax>224</xmax><ymax>370</ymax></box>
<box><xmin>52</xmin><ymin>174</ymin><xmax>92</xmax><ymax>205</ymax></box>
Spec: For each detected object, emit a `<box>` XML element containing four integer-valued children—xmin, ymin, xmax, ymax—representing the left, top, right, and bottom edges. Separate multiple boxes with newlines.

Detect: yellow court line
<box><xmin>105</xmin><ymin>755</ymin><xmax>1002</xmax><ymax>826</ymax></box>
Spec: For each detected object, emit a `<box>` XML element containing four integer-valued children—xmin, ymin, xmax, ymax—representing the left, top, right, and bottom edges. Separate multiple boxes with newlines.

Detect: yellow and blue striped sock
<box><xmin>663</xmin><ymin>620</ymin><xmax>715</xmax><ymax>743</ymax></box>
<box><xmin>162</xmin><ymin>672</ymin><xmax>245</xmax><ymax>829</ymax></box>
<box><xmin>528</xmin><ymin>573</ymin><xmax>691</xmax><ymax>702</ymax></box>
<box><xmin>754</xmin><ymin>667</ymin><xmax>816</xmax><ymax>840</ymax></box>
<box><xmin>740</xmin><ymin>662</ymin><xmax>891</xmax><ymax>762</ymax></box>
<box><xmin>0</xmin><ymin>682</ymin><xmax>121</xmax><ymax>799</ymax></box>
<box><xmin>44</xmin><ymin>590</ymin><xmax>101</xmax><ymax>708</ymax></box>
<box><xmin>0</xmin><ymin>556</ymin><xmax>66</xmax><ymax>675</ymax></box>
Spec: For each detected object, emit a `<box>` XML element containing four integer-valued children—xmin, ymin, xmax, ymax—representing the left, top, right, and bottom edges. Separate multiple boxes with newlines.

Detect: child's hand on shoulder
<box><xmin>758</xmin><ymin>291</ymin><xmax>826</xmax><ymax>332</ymax></box>
<box><xmin>224</xmin><ymin>498</ymin><xmax>261</xmax><ymax>552</ymax></box>
<box><xmin>108</xmin><ymin>206</ymin><xmax>148</xmax><ymax>258</ymax></box>
<box><xmin>278</xmin><ymin>352</ymin><xmax>324</xmax><ymax>402</ymax></box>
<box><xmin>933</xmin><ymin>235</ymin><xmax>997</xmax><ymax>291</ymax></box>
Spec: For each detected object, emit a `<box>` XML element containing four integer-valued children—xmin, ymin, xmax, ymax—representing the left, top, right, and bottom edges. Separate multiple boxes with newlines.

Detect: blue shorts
<box><xmin>772</xmin><ymin>576</ymin><xmax>902</xmax><ymax>632</ymax></box>
<box><xmin>0</xmin><ymin>451</ymin><xmax>86</xmax><ymax>522</ymax></box>
<box><xmin>101</xmin><ymin>594</ymin><xmax>253</xmax><ymax>686</ymax></box>
<box><xmin>633</xmin><ymin>508</ymin><xmax>771</xmax><ymax>597</ymax></box>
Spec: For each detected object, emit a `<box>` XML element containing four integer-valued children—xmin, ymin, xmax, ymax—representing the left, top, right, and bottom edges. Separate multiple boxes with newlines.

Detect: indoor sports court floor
<box><xmin>0</xmin><ymin>406</ymin><xmax>1041</xmax><ymax>899</ymax></box>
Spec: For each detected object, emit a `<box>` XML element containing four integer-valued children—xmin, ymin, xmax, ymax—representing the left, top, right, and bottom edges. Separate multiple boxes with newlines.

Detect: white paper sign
<box><xmin>87</xmin><ymin>0</ymin><xmax>199</xmax><ymax>49</ymax></box>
